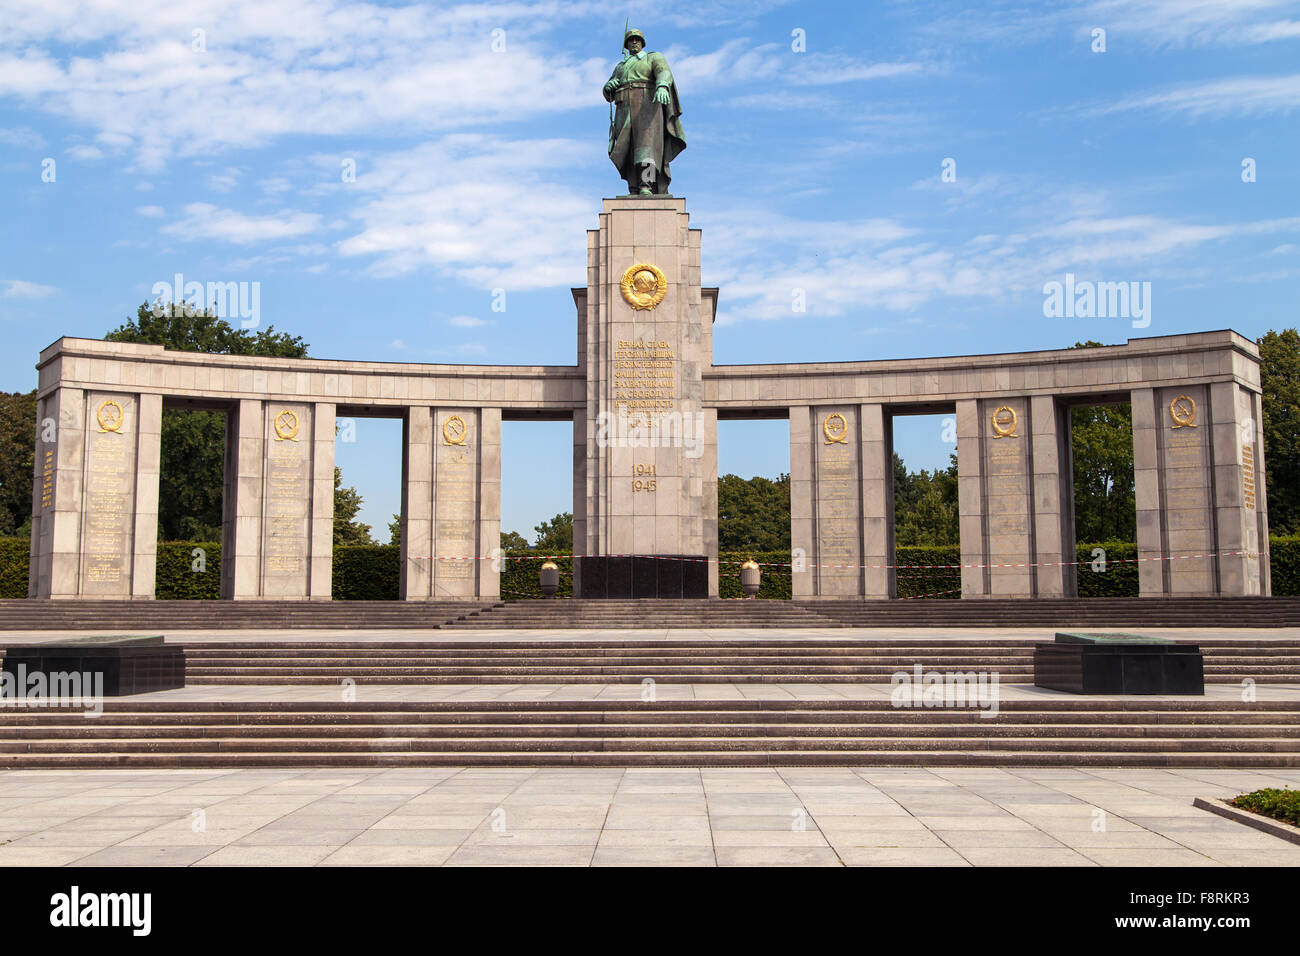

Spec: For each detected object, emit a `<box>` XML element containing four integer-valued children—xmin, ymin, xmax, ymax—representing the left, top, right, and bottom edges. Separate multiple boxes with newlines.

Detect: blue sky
<box><xmin>2</xmin><ymin>0</ymin><xmax>1298</xmax><ymax>542</ymax></box>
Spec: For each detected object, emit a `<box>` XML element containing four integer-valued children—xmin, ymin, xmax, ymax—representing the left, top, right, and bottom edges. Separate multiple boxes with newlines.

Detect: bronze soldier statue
<box><xmin>603</xmin><ymin>27</ymin><xmax>686</xmax><ymax>195</ymax></box>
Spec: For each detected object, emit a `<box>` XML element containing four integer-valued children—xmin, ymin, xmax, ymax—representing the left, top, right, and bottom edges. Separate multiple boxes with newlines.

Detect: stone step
<box><xmin>0</xmin><ymin>751</ymin><xmax>1296</xmax><ymax>769</ymax></box>
<box><xmin>7</xmin><ymin>723</ymin><xmax>1300</xmax><ymax>740</ymax></box>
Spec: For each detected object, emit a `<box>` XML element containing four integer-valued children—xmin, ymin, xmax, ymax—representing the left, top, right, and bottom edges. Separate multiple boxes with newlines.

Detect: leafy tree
<box><xmin>106</xmin><ymin>300</ymin><xmax>308</xmax><ymax>357</ymax></box>
<box><xmin>717</xmin><ymin>473</ymin><xmax>790</xmax><ymax>551</ymax></box>
<box><xmin>333</xmin><ymin>467</ymin><xmax>374</xmax><ymax>545</ymax></box>
<box><xmin>895</xmin><ymin>455</ymin><xmax>959</xmax><ymax>546</ymax></box>
<box><xmin>533</xmin><ymin>512</ymin><xmax>573</xmax><ymax>552</ymax></box>
<box><xmin>387</xmin><ymin>513</ymin><xmax>401</xmax><ymax>546</ymax></box>
<box><xmin>106</xmin><ymin>302</ymin><xmax>310</xmax><ymax>541</ymax></box>
<box><xmin>1068</xmin><ymin>342</ymin><xmax>1135</xmax><ymax>543</ymax></box>
<box><xmin>501</xmin><ymin>530</ymin><xmax>529</xmax><ymax>550</ymax></box>
<box><xmin>0</xmin><ymin>390</ymin><xmax>37</xmax><ymax>537</ymax></box>
<box><xmin>1070</xmin><ymin>403</ymin><xmax>1135</xmax><ymax>541</ymax></box>
<box><xmin>1259</xmin><ymin>329</ymin><xmax>1300</xmax><ymax>533</ymax></box>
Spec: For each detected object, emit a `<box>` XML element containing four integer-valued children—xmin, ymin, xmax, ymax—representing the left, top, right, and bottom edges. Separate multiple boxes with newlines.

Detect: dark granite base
<box><xmin>1034</xmin><ymin>637</ymin><xmax>1204</xmax><ymax>695</ymax></box>
<box><xmin>1</xmin><ymin>636</ymin><xmax>185</xmax><ymax>696</ymax></box>
<box><xmin>575</xmin><ymin>556</ymin><xmax>709</xmax><ymax>598</ymax></box>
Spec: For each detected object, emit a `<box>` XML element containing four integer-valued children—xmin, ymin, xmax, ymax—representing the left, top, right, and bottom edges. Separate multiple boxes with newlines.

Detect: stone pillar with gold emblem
<box><xmin>790</xmin><ymin>405</ymin><xmax>874</xmax><ymax>598</ymax></box>
<box><xmin>575</xmin><ymin>195</ymin><xmax>714</xmax><ymax>597</ymax></box>
<box><xmin>400</xmin><ymin>406</ymin><xmax>500</xmax><ymax>600</ymax></box>
<box><xmin>221</xmin><ymin>400</ymin><xmax>335</xmax><ymax>599</ymax></box>
<box><xmin>957</xmin><ymin>396</ymin><xmax>1071</xmax><ymax>598</ymax></box>
<box><xmin>29</xmin><ymin>388</ymin><xmax>161</xmax><ymax>598</ymax></box>
<box><xmin>1133</xmin><ymin>383</ymin><xmax>1268</xmax><ymax>596</ymax></box>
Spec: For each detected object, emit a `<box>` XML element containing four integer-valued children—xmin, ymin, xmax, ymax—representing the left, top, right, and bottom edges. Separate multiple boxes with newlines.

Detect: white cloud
<box><xmin>448</xmin><ymin>315</ymin><xmax>487</xmax><ymax>327</ymax></box>
<box><xmin>1</xmin><ymin>279</ymin><xmax>56</xmax><ymax>299</ymax></box>
<box><xmin>0</xmin><ymin>125</ymin><xmax>43</xmax><ymax>147</ymax></box>
<box><xmin>161</xmin><ymin>203</ymin><xmax>322</xmax><ymax>244</ymax></box>
<box><xmin>206</xmin><ymin>166</ymin><xmax>242</xmax><ymax>193</ymax></box>
<box><xmin>1083</xmin><ymin>0</ymin><xmax>1300</xmax><ymax>47</ymax></box>
<box><xmin>704</xmin><ymin>198</ymin><xmax>1300</xmax><ymax>325</ymax></box>
<box><xmin>0</xmin><ymin>1</ymin><xmax>615</xmax><ymax>169</ymax></box>
<box><xmin>135</xmin><ymin>204</ymin><xmax>165</xmax><ymax>217</ymax></box>
<box><xmin>334</xmin><ymin>134</ymin><xmax>594</xmax><ymax>287</ymax></box>
<box><xmin>65</xmin><ymin>144</ymin><xmax>103</xmax><ymax>160</ymax></box>
<box><xmin>1097</xmin><ymin>73</ymin><xmax>1300</xmax><ymax>118</ymax></box>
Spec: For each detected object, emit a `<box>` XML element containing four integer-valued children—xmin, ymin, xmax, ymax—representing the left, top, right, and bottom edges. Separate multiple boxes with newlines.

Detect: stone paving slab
<box><xmin>0</xmin><ymin>766</ymin><xmax>1295</xmax><ymax>866</ymax></box>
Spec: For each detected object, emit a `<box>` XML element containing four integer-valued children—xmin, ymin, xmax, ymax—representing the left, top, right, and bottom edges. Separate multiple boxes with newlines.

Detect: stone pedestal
<box><xmin>573</xmin><ymin>196</ymin><xmax>715</xmax><ymax>597</ymax></box>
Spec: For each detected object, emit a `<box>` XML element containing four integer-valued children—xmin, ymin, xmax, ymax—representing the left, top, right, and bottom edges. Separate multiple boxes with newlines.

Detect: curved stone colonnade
<box><xmin>27</xmin><ymin>199</ymin><xmax>1269</xmax><ymax>601</ymax></box>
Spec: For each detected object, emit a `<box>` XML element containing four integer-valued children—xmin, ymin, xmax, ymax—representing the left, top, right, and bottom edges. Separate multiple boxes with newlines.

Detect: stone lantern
<box><xmin>539</xmin><ymin>560</ymin><xmax>559</xmax><ymax>597</ymax></box>
<box><xmin>740</xmin><ymin>559</ymin><xmax>761</xmax><ymax>598</ymax></box>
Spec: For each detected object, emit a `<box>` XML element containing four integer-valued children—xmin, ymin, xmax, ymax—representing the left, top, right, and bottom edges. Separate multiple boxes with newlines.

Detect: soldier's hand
<box><xmin>653</xmin><ymin>87</ymin><xmax>670</xmax><ymax>106</ymax></box>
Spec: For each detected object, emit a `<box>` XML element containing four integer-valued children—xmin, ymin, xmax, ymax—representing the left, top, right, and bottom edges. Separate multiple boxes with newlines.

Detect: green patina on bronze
<box><xmin>1054</xmin><ymin>632</ymin><xmax>1176</xmax><ymax>645</ymax></box>
<box><xmin>602</xmin><ymin>26</ymin><xmax>686</xmax><ymax>195</ymax></box>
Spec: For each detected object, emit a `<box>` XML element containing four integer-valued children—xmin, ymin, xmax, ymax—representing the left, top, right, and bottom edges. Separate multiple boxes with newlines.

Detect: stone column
<box><xmin>789</xmin><ymin>406</ymin><xmax>815</xmax><ymax>599</ymax></box>
<box><xmin>1030</xmin><ymin>395</ymin><xmax>1073</xmax><ymax>598</ymax></box>
<box><xmin>222</xmin><ymin>399</ymin><xmax>264</xmax><ymax>599</ymax></box>
<box><xmin>956</xmin><ymin>398</ymin><xmax>987</xmax><ymax>598</ymax></box>
<box><xmin>29</xmin><ymin>386</ymin><xmax>84</xmax><ymax>598</ymax></box>
<box><xmin>402</xmin><ymin>407</ymin><xmax>500</xmax><ymax>599</ymax></box>
<box><xmin>400</xmin><ymin>406</ymin><xmax>433</xmax><ymax>600</ymax></box>
<box><xmin>958</xmin><ymin>397</ymin><xmax>1043</xmax><ymax>598</ymax></box>
<box><xmin>793</xmin><ymin>404</ymin><xmax>864</xmax><ymax>598</ymax></box>
<box><xmin>701</xmin><ymin>406</ymin><xmax>719</xmax><ymax>598</ymax></box>
<box><xmin>1252</xmin><ymin>389</ymin><xmax>1272</xmax><ymax>595</ymax></box>
<box><xmin>130</xmin><ymin>393</ymin><xmax>162</xmax><ymax>598</ymax></box>
<box><xmin>860</xmin><ymin>403</ymin><xmax>893</xmax><ymax>598</ymax></box>
<box><xmin>308</xmin><ymin>403</ymin><xmax>335</xmax><ymax>599</ymax></box>
<box><xmin>571</xmin><ymin>406</ymin><xmax>588</xmax><ymax>596</ymax></box>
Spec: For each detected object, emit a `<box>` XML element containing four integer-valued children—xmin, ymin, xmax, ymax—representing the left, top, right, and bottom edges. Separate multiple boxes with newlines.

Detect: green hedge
<box><xmin>332</xmin><ymin>544</ymin><xmax>399</xmax><ymax>601</ymax></box>
<box><xmin>1074</xmin><ymin>541</ymin><xmax>1139</xmax><ymax>598</ymax></box>
<box><xmin>0</xmin><ymin>537</ymin><xmax>29</xmax><ymax>598</ymax></box>
<box><xmin>1269</xmin><ymin>536</ymin><xmax>1300</xmax><ymax>595</ymax></box>
<box><xmin>156</xmin><ymin>541</ymin><xmax>222</xmax><ymax>599</ymax></box>
<box><xmin>0</xmin><ymin>536</ymin><xmax>1292</xmax><ymax>600</ymax></box>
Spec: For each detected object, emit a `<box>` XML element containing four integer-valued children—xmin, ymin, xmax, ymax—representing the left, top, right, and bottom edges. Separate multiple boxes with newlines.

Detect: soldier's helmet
<box><xmin>623</xmin><ymin>28</ymin><xmax>646</xmax><ymax>50</ymax></box>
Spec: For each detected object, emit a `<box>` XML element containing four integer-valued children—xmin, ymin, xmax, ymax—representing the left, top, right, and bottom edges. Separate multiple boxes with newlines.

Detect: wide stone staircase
<box><xmin>1</xmin><ymin>698</ymin><xmax>1297</xmax><ymax>768</ymax></box>
<box><xmin>166</xmin><ymin>638</ymin><xmax>1300</xmax><ymax>685</ymax></box>
<box><xmin>1</xmin><ymin>597</ymin><xmax>1297</xmax><ymax>630</ymax></box>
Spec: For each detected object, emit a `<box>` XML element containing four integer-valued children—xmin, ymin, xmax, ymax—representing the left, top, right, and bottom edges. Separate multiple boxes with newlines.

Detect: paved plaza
<box><xmin>0</xmin><ymin>766</ymin><xmax>1296</xmax><ymax>867</ymax></box>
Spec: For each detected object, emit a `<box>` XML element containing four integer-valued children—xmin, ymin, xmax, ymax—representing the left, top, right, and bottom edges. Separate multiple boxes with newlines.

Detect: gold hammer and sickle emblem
<box><xmin>442</xmin><ymin>414</ymin><xmax>468</xmax><ymax>446</ymax></box>
<box><xmin>273</xmin><ymin>409</ymin><xmax>300</xmax><ymax>441</ymax></box>
<box><xmin>1170</xmin><ymin>395</ymin><xmax>1197</xmax><ymax>429</ymax></box>
<box><xmin>822</xmin><ymin>413</ymin><xmax>849</xmax><ymax>445</ymax></box>
<box><xmin>95</xmin><ymin>399</ymin><xmax>124</xmax><ymax>434</ymax></box>
<box><xmin>992</xmin><ymin>405</ymin><xmax>1018</xmax><ymax>438</ymax></box>
<box><xmin>619</xmin><ymin>262</ymin><xmax>668</xmax><ymax>310</ymax></box>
